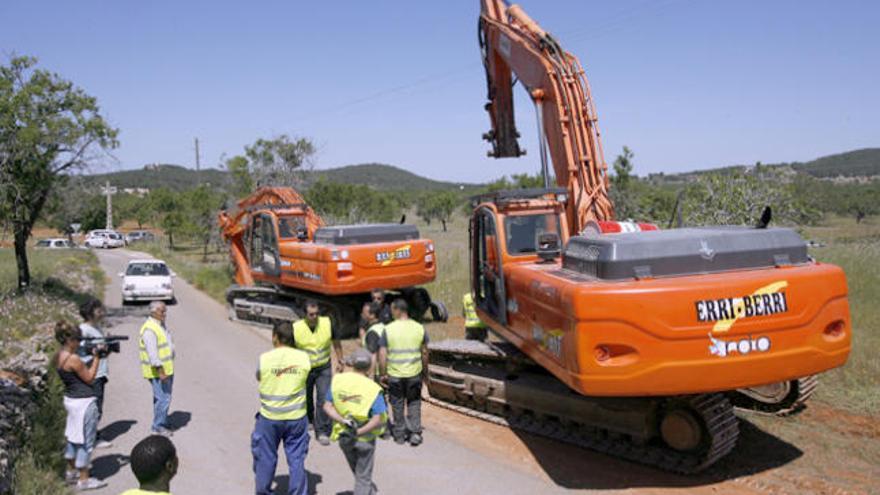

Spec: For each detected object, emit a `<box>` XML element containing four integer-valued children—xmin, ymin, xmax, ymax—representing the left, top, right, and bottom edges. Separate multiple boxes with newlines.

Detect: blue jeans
<box><xmin>251</xmin><ymin>414</ymin><xmax>309</xmax><ymax>495</ymax></box>
<box><xmin>149</xmin><ymin>375</ymin><xmax>174</xmax><ymax>432</ymax></box>
<box><xmin>64</xmin><ymin>400</ymin><xmax>99</xmax><ymax>469</ymax></box>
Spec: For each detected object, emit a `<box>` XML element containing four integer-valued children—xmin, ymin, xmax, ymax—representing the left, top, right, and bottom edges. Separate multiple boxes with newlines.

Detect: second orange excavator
<box><xmin>219</xmin><ymin>186</ymin><xmax>447</xmax><ymax>336</ymax></box>
<box><xmin>425</xmin><ymin>0</ymin><xmax>851</xmax><ymax>473</ymax></box>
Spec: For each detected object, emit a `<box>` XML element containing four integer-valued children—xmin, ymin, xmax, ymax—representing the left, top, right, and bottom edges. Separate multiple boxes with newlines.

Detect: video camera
<box><xmin>80</xmin><ymin>335</ymin><xmax>129</xmax><ymax>358</ymax></box>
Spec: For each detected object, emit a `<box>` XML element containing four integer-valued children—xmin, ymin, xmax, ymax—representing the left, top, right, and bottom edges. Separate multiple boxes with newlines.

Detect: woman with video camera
<box><xmin>53</xmin><ymin>321</ymin><xmax>107</xmax><ymax>491</ymax></box>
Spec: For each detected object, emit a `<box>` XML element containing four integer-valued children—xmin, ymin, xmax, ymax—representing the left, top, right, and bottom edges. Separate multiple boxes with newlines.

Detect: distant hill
<box><xmin>86</xmin><ymin>164</ymin><xmax>229</xmax><ymax>191</ymax></box>
<box><xmin>310</xmin><ymin>163</ymin><xmax>478</xmax><ymax>191</ymax></box>
<box><xmin>792</xmin><ymin>148</ymin><xmax>880</xmax><ymax>178</ymax></box>
<box><xmin>81</xmin><ymin>148</ymin><xmax>878</xmax><ymax>193</ymax></box>
<box><xmin>649</xmin><ymin>148</ymin><xmax>880</xmax><ymax>183</ymax></box>
<box><xmin>81</xmin><ymin>163</ymin><xmax>481</xmax><ymax>192</ymax></box>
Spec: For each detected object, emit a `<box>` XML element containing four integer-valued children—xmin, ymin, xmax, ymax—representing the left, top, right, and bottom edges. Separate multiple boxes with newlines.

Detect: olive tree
<box><xmin>0</xmin><ymin>56</ymin><xmax>118</xmax><ymax>288</ymax></box>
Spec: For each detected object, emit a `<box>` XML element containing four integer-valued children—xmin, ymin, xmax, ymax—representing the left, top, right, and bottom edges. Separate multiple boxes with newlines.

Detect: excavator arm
<box><xmin>480</xmin><ymin>0</ymin><xmax>614</xmax><ymax>232</ymax></box>
<box><xmin>218</xmin><ymin>186</ymin><xmax>325</xmax><ymax>285</ymax></box>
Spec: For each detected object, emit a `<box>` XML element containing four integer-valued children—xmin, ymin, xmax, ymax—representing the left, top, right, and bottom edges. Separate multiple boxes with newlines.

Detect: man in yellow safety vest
<box><xmin>138</xmin><ymin>301</ymin><xmax>175</xmax><ymax>436</ymax></box>
<box><xmin>323</xmin><ymin>348</ymin><xmax>387</xmax><ymax>495</ymax></box>
<box><xmin>378</xmin><ymin>298</ymin><xmax>428</xmax><ymax>446</ymax></box>
<box><xmin>252</xmin><ymin>321</ymin><xmax>312</xmax><ymax>495</ymax></box>
<box><xmin>462</xmin><ymin>292</ymin><xmax>488</xmax><ymax>341</ymax></box>
<box><xmin>119</xmin><ymin>434</ymin><xmax>178</xmax><ymax>495</ymax></box>
<box><xmin>291</xmin><ymin>300</ymin><xmax>343</xmax><ymax>446</ymax></box>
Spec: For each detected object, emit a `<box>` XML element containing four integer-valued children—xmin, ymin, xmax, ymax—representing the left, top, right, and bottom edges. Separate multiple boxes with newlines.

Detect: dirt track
<box><xmin>89</xmin><ymin>248</ymin><xmax>878</xmax><ymax>494</ymax></box>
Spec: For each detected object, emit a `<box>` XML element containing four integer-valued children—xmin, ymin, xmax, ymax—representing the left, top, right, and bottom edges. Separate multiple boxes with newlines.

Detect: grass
<box><xmin>0</xmin><ymin>247</ymin><xmax>105</xmax><ymax>494</ymax></box>
<box><xmin>801</xmin><ymin>215</ymin><xmax>880</xmax><ymax>415</ymax></box>
<box><xmin>136</xmin><ymin>240</ymin><xmax>233</xmax><ymax>304</ymax></box>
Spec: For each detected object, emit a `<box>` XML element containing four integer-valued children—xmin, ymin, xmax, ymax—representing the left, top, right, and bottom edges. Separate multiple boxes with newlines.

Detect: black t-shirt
<box><xmin>364</xmin><ymin>331</ymin><xmax>381</xmax><ymax>354</ymax></box>
<box><xmin>378</xmin><ymin>305</ymin><xmax>392</xmax><ymax>324</ymax></box>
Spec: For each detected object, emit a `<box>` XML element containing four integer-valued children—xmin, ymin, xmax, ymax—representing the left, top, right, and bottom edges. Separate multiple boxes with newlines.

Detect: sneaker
<box><xmin>95</xmin><ymin>439</ymin><xmax>113</xmax><ymax>449</ymax></box>
<box><xmin>317</xmin><ymin>435</ymin><xmax>330</xmax><ymax>446</ymax></box>
<box><xmin>75</xmin><ymin>478</ymin><xmax>107</xmax><ymax>491</ymax></box>
<box><xmin>64</xmin><ymin>470</ymin><xmax>78</xmax><ymax>484</ymax></box>
<box><xmin>393</xmin><ymin>436</ymin><xmax>406</xmax><ymax>445</ymax></box>
<box><xmin>409</xmin><ymin>433</ymin><xmax>423</xmax><ymax>446</ymax></box>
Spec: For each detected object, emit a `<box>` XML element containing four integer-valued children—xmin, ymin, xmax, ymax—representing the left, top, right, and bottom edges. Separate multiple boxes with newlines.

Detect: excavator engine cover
<box><xmin>563</xmin><ymin>227</ymin><xmax>809</xmax><ymax>280</ymax></box>
<box><xmin>313</xmin><ymin>224</ymin><xmax>420</xmax><ymax>245</ymax></box>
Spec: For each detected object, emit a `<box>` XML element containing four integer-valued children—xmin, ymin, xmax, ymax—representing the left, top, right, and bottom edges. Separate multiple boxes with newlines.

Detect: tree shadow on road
<box><xmin>92</xmin><ymin>453</ymin><xmax>131</xmax><ymax>481</ymax></box>
<box><xmin>513</xmin><ymin>416</ymin><xmax>802</xmax><ymax>490</ymax></box>
<box><xmin>99</xmin><ymin>419</ymin><xmax>137</xmax><ymax>442</ymax></box>
<box><xmin>273</xmin><ymin>470</ymin><xmax>323</xmax><ymax>495</ymax></box>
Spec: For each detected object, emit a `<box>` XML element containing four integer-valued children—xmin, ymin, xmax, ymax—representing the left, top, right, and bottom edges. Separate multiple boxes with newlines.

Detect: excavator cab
<box><xmin>470</xmin><ymin>188</ymin><xmax>569</xmax><ymax>326</ymax></box>
<box><xmin>249</xmin><ymin>212</ymin><xmax>280</xmax><ymax>277</ymax></box>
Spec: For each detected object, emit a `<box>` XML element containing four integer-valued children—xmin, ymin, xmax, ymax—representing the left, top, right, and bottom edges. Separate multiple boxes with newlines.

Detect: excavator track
<box><xmin>731</xmin><ymin>375</ymin><xmax>819</xmax><ymax>417</ymax></box>
<box><xmin>426</xmin><ymin>340</ymin><xmax>739</xmax><ymax>474</ymax></box>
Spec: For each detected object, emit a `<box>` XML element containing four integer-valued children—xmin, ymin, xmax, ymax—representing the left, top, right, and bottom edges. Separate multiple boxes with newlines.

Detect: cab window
<box><xmin>503</xmin><ymin>213</ymin><xmax>561</xmax><ymax>255</ymax></box>
<box><xmin>278</xmin><ymin>215</ymin><xmax>306</xmax><ymax>239</ymax></box>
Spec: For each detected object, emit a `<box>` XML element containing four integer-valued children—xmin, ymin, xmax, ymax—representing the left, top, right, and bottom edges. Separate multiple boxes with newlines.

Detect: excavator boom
<box><xmin>480</xmin><ymin>0</ymin><xmax>613</xmax><ymax>231</ymax></box>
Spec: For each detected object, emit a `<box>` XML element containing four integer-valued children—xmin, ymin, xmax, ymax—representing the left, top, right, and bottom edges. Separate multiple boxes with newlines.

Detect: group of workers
<box><xmin>54</xmin><ymin>287</ymin><xmax>480</xmax><ymax>494</ymax></box>
<box><xmin>252</xmin><ymin>288</ymin><xmax>429</xmax><ymax>495</ymax></box>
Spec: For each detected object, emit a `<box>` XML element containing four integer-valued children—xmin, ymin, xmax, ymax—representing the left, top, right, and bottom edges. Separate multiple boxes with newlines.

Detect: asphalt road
<box><xmin>89</xmin><ymin>248</ymin><xmax>573</xmax><ymax>495</ymax></box>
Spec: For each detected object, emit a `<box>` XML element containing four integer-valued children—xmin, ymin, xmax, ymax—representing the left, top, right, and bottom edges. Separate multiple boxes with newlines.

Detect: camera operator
<box><xmin>78</xmin><ymin>298</ymin><xmax>113</xmax><ymax>449</ymax></box>
<box><xmin>54</xmin><ymin>321</ymin><xmax>107</xmax><ymax>491</ymax></box>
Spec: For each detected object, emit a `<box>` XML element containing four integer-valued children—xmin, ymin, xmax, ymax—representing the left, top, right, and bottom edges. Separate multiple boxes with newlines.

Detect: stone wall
<box><xmin>0</xmin><ymin>334</ymin><xmax>53</xmax><ymax>495</ymax></box>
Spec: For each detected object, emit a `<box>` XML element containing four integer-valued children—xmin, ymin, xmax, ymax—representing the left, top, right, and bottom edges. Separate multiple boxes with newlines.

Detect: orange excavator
<box><xmin>425</xmin><ymin>0</ymin><xmax>851</xmax><ymax>473</ymax></box>
<box><xmin>218</xmin><ymin>187</ymin><xmax>447</xmax><ymax>336</ymax></box>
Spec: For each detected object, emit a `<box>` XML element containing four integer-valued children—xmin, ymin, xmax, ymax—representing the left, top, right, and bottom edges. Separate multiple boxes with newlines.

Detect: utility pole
<box><xmin>194</xmin><ymin>137</ymin><xmax>201</xmax><ymax>185</ymax></box>
<box><xmin>101</xmin><ymin>181</ymin><xmax>117</xmax><ymax>230</ymax></box>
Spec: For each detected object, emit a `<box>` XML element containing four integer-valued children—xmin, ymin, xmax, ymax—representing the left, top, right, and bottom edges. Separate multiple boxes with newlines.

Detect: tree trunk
<box><xmin>14</xmin><ymin>227</ymin><xmax>30</xmax><ymax>290</ymax></box>
<box><xmin>203</xmin><ymin>239</ymin><xmax>209</xmax><ymax>263</ymax></box>
<box><xmin>441</xmin><ymin>218</ymin><xmax>448</xmax><ymax>232</ymax></box>
<box><xmin>168</xmin><ymin>232</ymin><xmax>174</xmax><ymax>250</ymax></box>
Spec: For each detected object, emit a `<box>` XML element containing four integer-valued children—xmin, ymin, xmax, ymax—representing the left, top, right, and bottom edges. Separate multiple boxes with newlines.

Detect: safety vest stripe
<box><xmin>140</xmin><ymin>357</ymin><xmax>173</xmax><ymax>365</ymax></box>
<box><xmin>388</xmin><ymin>348</ymin><xmax>421</xmax><ymax>354</ymax></box>
<box><xmin>261</xmin><ymin>402</ymin><xmax>307</xmax><ymax>414</ymax></box>
<box><xmin>387</xmin><ymin>357</ymin><xmax>422</xmax><ymax>364</ymax></box>
<box><xmin>304</xmin><ymin>348</ymin><xmax>331</xmax><ymax>356</ymax></box>
<box><xmin>156</xmin><ymin>343</ymin><xmax>169</xmax><ymax>349</ymax></box>
<box><xmin>260</xmin><ymin>390</ymin><xmax>305</xmax><ymax>402</ymax></box>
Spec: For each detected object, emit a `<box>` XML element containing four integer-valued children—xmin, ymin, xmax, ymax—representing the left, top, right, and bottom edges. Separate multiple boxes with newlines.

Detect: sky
<box><xmin>2</xmin><ymin>0</ymin><xmax>878</xmax><ymax>184</ymax></box>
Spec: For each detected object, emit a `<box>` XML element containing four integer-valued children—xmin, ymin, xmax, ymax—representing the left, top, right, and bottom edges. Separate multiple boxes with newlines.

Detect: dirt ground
<box><xmin>414</xmin><ymin>318</ymin><xmax>879</xmax><ymax>495</ymax></box>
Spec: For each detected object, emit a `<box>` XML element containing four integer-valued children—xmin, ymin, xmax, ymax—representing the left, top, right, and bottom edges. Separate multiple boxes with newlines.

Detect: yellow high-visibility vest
<box><xmin>138</xmin><ymin>318</ymin><xmax>174</xmax><ymax>379</ymax></box>
<box><xmin>462</xmin><ymin>293</ymin><xmax>486</xmax><ymax>329</ymax></box>
<box><xmin>258</xmin><ymin>346</ymin><xmax>311</xmax><ymax>421</ymax></box>
<box><xmin>329</xmin><ymin>372</ymin><xmax>386</xmax><ymax>442</ymax></box>
<box><xmin>361</xmin><ymin>322</ymin><xmax>385</xmax><ymax>349</ymax></box>
<box><xmin>292</xmin><ymin>316</ymin><xmax>332</xmax><ymax>368</ymax></box>
<box><xmin>384</xmin><ymin>319</ymin><xmax>425</xmax><ymax>378</ymax></box>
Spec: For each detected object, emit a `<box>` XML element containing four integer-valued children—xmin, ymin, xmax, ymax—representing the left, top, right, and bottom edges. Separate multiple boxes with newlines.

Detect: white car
<box><xmin>120</xmin><ymin>259</ymin><xmax>175</xmax><ymax>303</ymax></box>
<box><xmin>85</xmin><ymin>231</ymin><xmax>125</xmax><ymax>249</ymax></box>
<box><xmin>35</xmin><ymin>238</ymin><xmax>73</xmax><ymax>248</ymax></box>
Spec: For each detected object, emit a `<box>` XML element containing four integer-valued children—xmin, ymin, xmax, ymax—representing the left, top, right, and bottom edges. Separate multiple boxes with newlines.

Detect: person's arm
<box><xmin>420</xmin><ymin>331</ymin><xmax>430</xmax><ymax>378</ymax></box>
<box><xmin>357</xmin><ymin>392</ymin><xmax>387</xmax><ymax>436</ymax></box>
<box><xmin>357</xmin><ymin>415</ymin><xmax>383</xmax><ymax>437</ymax></box>
<box><xmin>70</xmin><ymin>352</ymin><xmax>100</xmax><ymax>385</ymax></box>
<box><xmin>332</xmin><ymin>339</ymin><xmax>344</xmax><ymax>372</ymax></box>
<box><xmin>322</xmin><ymin>385</ymin><xmax>348</xmax><ymax>425</ymax></box>
<box><xmin>377</xmin><ymin>332</ymin><xmax>388</xmax><ymax>379</ymax></box>
<box><xmin>323</xmin><ymin>401</ymin><xmax>346</xmax><ymax>424</ymax></box>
